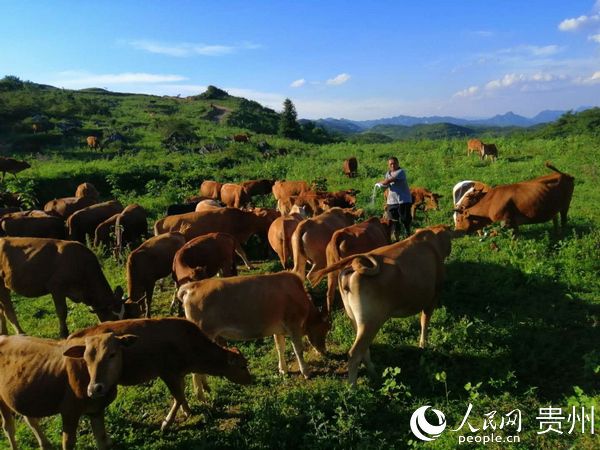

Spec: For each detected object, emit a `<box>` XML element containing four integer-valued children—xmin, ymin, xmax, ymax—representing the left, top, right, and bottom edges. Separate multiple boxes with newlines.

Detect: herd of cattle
<box><xmin>0</xmin><ymin>144</ymin><xmax>576</xmax><ymax>448</ymax></box>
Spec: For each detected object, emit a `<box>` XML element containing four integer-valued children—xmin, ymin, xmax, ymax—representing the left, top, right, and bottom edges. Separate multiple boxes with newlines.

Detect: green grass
<box><xmin>1</xmin><ymin>104</ymin><xmax>599</xmax><ymax>449</ymax></box>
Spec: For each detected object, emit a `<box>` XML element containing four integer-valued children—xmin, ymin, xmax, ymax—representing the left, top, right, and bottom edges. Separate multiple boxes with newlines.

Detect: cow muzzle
<box><xmin>88</xmin><ymin>382</ymin><xmax>108</xmax><ymax>398</ymax></box>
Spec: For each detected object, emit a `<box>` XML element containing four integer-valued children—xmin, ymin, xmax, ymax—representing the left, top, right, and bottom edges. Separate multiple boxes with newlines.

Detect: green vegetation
<box><xmin>0</xmin><ymin>78</ymin><xmax>599</xmax><ymax>449</ymax></box>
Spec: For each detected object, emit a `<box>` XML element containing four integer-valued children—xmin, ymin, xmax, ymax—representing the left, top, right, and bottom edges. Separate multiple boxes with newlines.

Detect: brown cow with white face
<box><xmin>311</xmin><ymin>225</ymin><xmax>454</xmax><ymax>384</ymax></box>
<box><xmin>69</xmin><ymin>318</ymin><xmax>252</xmax><ymax>431</ymax></box>
<box><xmin>0</xmin><ymin>237</ymin><xmax>137</xmax><ymax>337</ymax></box>
<box><xmin>0</xmin><ymin>332</ymin><xmax>136</xmax><ymax>449</ymax></box>
<box><xmin>308</xmin><ymin>217</ymin><xmax>391</xmax><ymax>314</ymax></box>
<box><xmin>178</xmin><ymin>272</ymin><xmax>330</xmax><ymax>381</ymax></box>
<box><xmin>454</xmin><ymin>163</ymin><xmax>574</xmax><ymax>234</ymax></box>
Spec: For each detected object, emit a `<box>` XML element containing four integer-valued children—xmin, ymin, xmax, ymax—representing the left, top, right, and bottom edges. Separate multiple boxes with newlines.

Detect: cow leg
<box><xmin>273</xmin><ymin>334</ymin><xmax>288</xmax><ymax>374</ymax></box>
<box><xmin>348</xmin><ymin>323</ymin><xmax>382</xmax><ymax>385</ymax></box>
<box><xmin>89</xmin><ymin>413</ymin><xmax>112</xmax><ymax>450</ymax></box>
<box><xmin>552</xmin><ymin>214</ymin><xmax>559</xmax><ymax>232</ymax></box>
<box><xmin>234</xmin><ymin>243</ymin><xmax>253</xmax><ymax>270</ymax></box>
<box><xmin>145</xmin><ymin>284</ymin><xmax>155</xmax><ymax>318</ymax></box>
<box><xmin>289</xmin><ymin>331</ymin><xmax>310</xmax><ymax>378</ymax></box>
<box><xmin>192</xmin><ymin>373</ymin><xmax>209</xmax><ymax>401</ymax></box>
<box><xmin>326</xmin><ymin>272</ymin><xmax>338</xmax><ymax>315</ymax></box>
<box><xmin>0</xmin><ymin>286</ymin><xmax>24</xmax><ymax>335</ymax></box>
<box><xmin>161</xmin><ymin>375</ymin><xmax>192</xmax><ymax>431</ymax></box>
<box><xmin>60</xmin><ymin>412</ymin><xmax>80</xmax><ymax>450</ymax></box>
<box><xmin>23</xmin><ymin>416</ymin><xmax>52</xmax><ymax>449</ymax></box>
<box><xmin>51</xmin><ymin>293</ymin><xmax>69</xmax><ymax>338</ymax></box>
<box><xmin>0</xmin><ymin>402</ymin><xmax>17</xmax><ymax>450</ymax></box>
<box><xmin>419</xmin><ymin>308</ymin><xmax>434</xmax><ymax>348</ymax></box>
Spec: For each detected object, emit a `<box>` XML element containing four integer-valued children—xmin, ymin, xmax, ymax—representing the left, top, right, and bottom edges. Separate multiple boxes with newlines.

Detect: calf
<box><xmin>481</xmin><ymin>143</ymin><xmax>498</xmax><ymax>161</ymax></box>
<box><xmin>178</xmin><ymin>272</ymin><xmax>330</xmax><ymax>379</ymax></box>
<box><xmin>0</xmin><ymin>237</ymin><xmax>135</xmax><ymax>337</ymax></box>
<box><xmin>69</xmin><ymin>318</ymin><xmax>251</xmax><ymax>431</ymax></box>
<box><xmin>127</xmin><ymin>232</ymin><xmax>186</xmax><ymax>316</ymax></box>
<box><xmin>308</xmin><ymin>217</ymin><xmax>390</xmax><ymax>314</ymax></box>
<box><xmin>0</xmin><ymin>332</ymin><xmax>136</xmax><ymax>450</ymax></box>
<box><xmin>467</xmin><ymin>138</ymin><xmax>483</xmax><ymax>156</ymax></box>
<box><xmin>311</xmin><ymin>226</ymin><xmax>454</xmax><ymax>384</ymax></box>
<box><xmin>454</xmin><ymin>163</ymin><xmax>574</xmax><ymax>233</ymax></box>
<box><xmin>342</xmin><ymin>157</ymin><xmax>358</xmax><ymax>178</ymax></box>
<box><xmin>410</xmin><ymin>187</ymin><xmax>442</xmax><ymax>220</ymax></box>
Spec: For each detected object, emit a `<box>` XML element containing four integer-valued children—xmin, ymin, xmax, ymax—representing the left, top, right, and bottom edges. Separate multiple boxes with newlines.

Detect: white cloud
<box><xmin>453</xmin><ymin>86</ymin><xmax>480</xmax><ymax>98</ymax></box>
<box><xmin>574</xmin><ymin>71</ymin><xmax>600</xmax><ymax>84</ymax></box>
<box><xmin>326</xmin><ymin>73</ymin><xmax>351</xmax><ymax>85</ymax></box>
<box><xmin>589</xmin><ymin>33</ymin><xmax>600</xmax><ymax>42</ymax></box>
<box><xmin>522</xmin><ymin>45</ymin><xmax>563</xmax><ymax>57</ymax></box>
<box><xmin>558</xmin><ymin>14</ymin><xmax>600</xmax><ymax>31</ymax></box>
<box><xmin>127</xmin><ymin>40</ymin><xmax>260</xmax><ymax>57</ymax></box>
<box><xmin>290</xmin><ymin>78</ymin><xmax>306</xmax><ymax>88</ymax></box>
<box><xmin>52</xmin><ymin>71</ymin><xmax>187</xmax><ymax>88</ymax></box>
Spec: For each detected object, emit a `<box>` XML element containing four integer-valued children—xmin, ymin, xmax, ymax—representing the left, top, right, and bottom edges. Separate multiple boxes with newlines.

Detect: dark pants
<box><xmin>385</xmin><ymin>203</ymin><xmax>412</xmax><ymax>239</ymax></box>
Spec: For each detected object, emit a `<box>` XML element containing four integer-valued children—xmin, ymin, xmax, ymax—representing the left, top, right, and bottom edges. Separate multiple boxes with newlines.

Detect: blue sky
<box><xmin>1</xmin><ymin>1</ymin><xmax>599</xmax><ymax>120</ymax></box>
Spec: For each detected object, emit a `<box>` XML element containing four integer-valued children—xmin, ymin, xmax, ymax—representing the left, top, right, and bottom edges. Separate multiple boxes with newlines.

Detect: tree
<box><xmin>278</xmin><ymin>98</ymin><xmax>301</xmax><ymax>139</ymax></box>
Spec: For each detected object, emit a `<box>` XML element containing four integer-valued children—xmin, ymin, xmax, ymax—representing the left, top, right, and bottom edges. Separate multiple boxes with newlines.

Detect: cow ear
<box><xmin>63</xmin><ymin>345</ymin><xmax>86</xmax><ymax>359</ymax></box>
<box><xmin>117</xmin><ymin>334</ymin><xmax>138</xmax><ymax>347</ymax></box>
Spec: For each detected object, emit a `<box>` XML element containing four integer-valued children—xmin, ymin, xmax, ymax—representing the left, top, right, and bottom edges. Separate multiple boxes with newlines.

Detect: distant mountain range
<box><xmin>309</xmin><ymin>106</ymin><xmax>592</xmax><ymax>135</ymax></box>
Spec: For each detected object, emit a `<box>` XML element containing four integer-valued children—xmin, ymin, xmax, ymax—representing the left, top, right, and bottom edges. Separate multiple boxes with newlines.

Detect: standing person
<box><xmin>375</xmin><ymin>156</ymin><xmax>412</xmax><ymax>240</ymax></box>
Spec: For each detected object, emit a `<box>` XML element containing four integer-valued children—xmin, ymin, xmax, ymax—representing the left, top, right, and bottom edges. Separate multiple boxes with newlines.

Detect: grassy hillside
<box><xmin>0</xmin><ymin>81</ymin><xmax>599</xmax><ymax>449</ymax></box>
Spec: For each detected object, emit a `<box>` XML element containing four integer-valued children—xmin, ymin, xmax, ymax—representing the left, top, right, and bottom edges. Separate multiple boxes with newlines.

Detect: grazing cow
<box><xmin>452</xmin><ymin>180</ymin><xmax>491</xmax><ymax>227</ymax></box>
<box><xmin>44</xmin><ymin>195</ymin><xmax>97</xmax><ymax>219</ymax></box>
<box><xmin>86</xmin><ymin>136</ymin><xmax>100</xmax><ymax>150</ymax></box>
<box><xmin>308</xmin><ymin>217</ymin><xmax>391</xmax><ymax>314</ymax></box>
<box><xmin>178</xmin><ymin>271</ymin><xmax>330</xmax><ymax>380</ymax></box>
<box><xmin>75</xmin><ymin>182</ymin><xmax>100</xmax><ymax>200</ymax></box>
<box><xmin>0</xmin><ymin>332</ymin><xmax>136</xmax><ymax>450</ymax></box>
<box><xmin>1</xmin><ymin>214</ymin><xmax>66</xmax><ymax>239</ymax></box>
<box><xmin>232</xmin><ymin>133</ymin><xmax>250</xmax><ymax>143</ymax></box>
<box><xmin>278</xmin><ymin>191</ymin><xmax>329</xmax><ymax>216</ymax></box>
<box><xmin>127</xmin><ymin>232</ymin><xmax>186</xmax><ymax>317</ymax></box>
<box><xmin>199</xmin><ymin>180</ymin><xmax>223</xmax><ymax>200</ymax></box>
<box><xmin>268</xmin><ymin>212</ymin><xmax>305</xmax><ymax>268</ymax></box>
<box><xmin>342</xmin><ymin>157</ymin><xmax>358</xmax><ymax>178</ymax></box>
<box><xmin>153</xmin><ymin>208</ymin><xmax>276</xmax><ymax>265</ymax></box>
<box><xmin>467</xmin><ymin>138</ymin><xmax>483</xmax><ymax>156</ymax></box>
<box><xmin>454</xmin><ymin>163</ymin><xmax>574</xmax><ymax>234</ymax></box>
<box><xmin>481</xmin><ymin>143</ymin><xmax>498</xmax><ymax>161</ymax></box>
<box><xmin>241</xmin><ymin>179</ymin><xmax>276</xmax><ymax>197</ymax></box>
<box><xmin>68</xmin><ymin>318</ymin><xmax>252</xmax><ymax>431</ymax></box>
<box><xmin>272</xmin><ymin>180</ymin><xmax>311</xmax><ymax>202</ymax></box>
<box><xmin>291</xmin><ymin>207</ymin><xmax>363</xmax><ymax>281</ymax></box>
<box><xmin>172</xmin><ymin>233</ymin><xmax>241</xmax><ymax>286</ymax></box>
<box><xmin>0</xmin><ymin>157</ymin><xmax>30</xmax><ymax>181</ymax></box>
<box><xmin>114</xmin><ymin>204</ymin><xmax>148</xmax><ymax>254</ymax></box>
<box><xmin>0</xmin><ymin>237</ymin><xmax>137</xmax><ymax>338</ymax></box>
<box><xmin>311</xmin><ymin>225</ymin><xmax>454</xmax><ymax>384</ymax></box>
<box><xmin>94</xmin><ymin>213</ymin><xmax>119</xmax><ymax>248</ymax></box>
<box><xmin>194</xmin><ymin>199</ymin><xmax>223</xmax><ymax>212</ymax></box>
<box><xmin>220</xmin><ymin>183</ymin><xmax>251</xmax><ymax>208</ymax></box>
<box><xmin>67</xmin><ymin>200</ymin><xmax>123</xmax><ymax>243</ymax></box>
<box><xmin>322</xmin><ymin>189</ymin><xmax>358</xmax><ymax>209</ymax></box>
<box><xmin>410</xmin><ymin>187</ymin><xmax>442</xmax><ymax>220</ymax></box>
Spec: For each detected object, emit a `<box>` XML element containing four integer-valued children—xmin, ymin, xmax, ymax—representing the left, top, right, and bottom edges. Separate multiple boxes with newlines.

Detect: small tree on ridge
<box><xmin>279</xmin><ymin>98</ymin><xmax>301</xmax><ymax>139</ymax></box>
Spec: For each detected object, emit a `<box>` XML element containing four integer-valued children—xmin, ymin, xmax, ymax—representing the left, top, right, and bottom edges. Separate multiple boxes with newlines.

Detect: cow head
<box><xmin>424</xmin><ymin>193</ymin><xmax>442</xmax><ymax>211</ymax></box>
<box><xmin>63</xmin><ymin>332</ymin><xmax>137</xmax><ymax>398</ymax></box>
<box><xmin>222</xmin><ymin>347</ymin><xmax>253</xmax><ymax>385</ymax></box>
<box><xmin>306</xmin><ymin>310</ymin><xmax>330</xmax><ymax>355</ymax></box>
<box><xmin>453</xmin><ymin>210</ymin><xmax>491</xmax><ymax>233</ymax></box>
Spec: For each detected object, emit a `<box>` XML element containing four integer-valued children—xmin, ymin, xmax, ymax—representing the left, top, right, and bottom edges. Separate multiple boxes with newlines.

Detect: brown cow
<box><xmin>291</xmin><ymin>207</ymin><xmax>363</xmax><ymax>281</ymax></box>
<box><xmin>232</xmin><ymin>133</ymin><xmax>250</xmax><ymax>143</ymax></box>
<box><xmin>272</xmin><ymin>180</ymin><xmax>311</xmax><ymax>202</ymax></box>
<box><xmin>0</xmin><ymin>157</ymin><xmax>30</xmax><ymax>181</ymax></box>
<box><xmin>114</xmin><ymin>204</ymin><xmax>148</xmax><ymax>254</ymax></box>
<box><xmin>68</xmin><ymin>318</ymin><xmax>252</xmax><ymax>431</ymax></box>
<box><xmin>127</xmin><ymin>232</ymin><xmax>186</xmax><ymax>317</ymax></box>
<box><xmin>481</xmin><ymin>143</ymin><xmax>498</xmax><ymax>161</ymax></box>
<box><xmin>268</xmin><ymin>212</ymin><xmax>305</xmax><ymax>268</ymax></box>
<box><xmin>44</xmin><ymin>196</ymin><xmax>97</xmax><ymax>219</ymax></box>
<box><xmin>178</xmin><ymin>271</ymin><xmax>330</xmax><ymax>380</ymax></box>
<box><xmin>199</xmin><ymin>180</ymin><xmax>223</xmax><ymax>200</ymax></box>
<box><xmin>194</xmin><ymin>199</ymin><xmax>223</xmax><ymax>212</ymax></box>
<box><xmin>172</xmin><ymin>233</ymin><xmax>241</xmax><ymax>286</ymax></box>
<box><xmin>410</xmin><ymin>187</ymin><xmax>442</xmax><ymax>220</ymax></box>
<box><xmin>1</xmin><ymin>214</ymin><xmax>66</xmax><ymax>239</ymax></box>
<box><xmin>311</xmin><ymin>225</ymin><xmax>454</xmax><ymax>384</ymax></box>
<box><xmin>308</xmin><ymin>217</ymin><xmax>391</xmax><ymax>314</ymax></box>
<box><xmin>86</xmin><ymin>136</ymin><xmax>100</xmax><ymax>150</ymax></box>
<box><xmin>342</xmin><ymin>157</ymin><xmax>358</xmax><ymax>178</ymax></box>
<box><xmin>278</xmin><ymin>191</ymin><xmax>329</xmax><ymax>216</ymax></box>
<box><xmin>452</xmin><ymin>180</ymin><xmax>492</xmax><ymax>227</ymax></box>
<box><xmin>94</xmin><ymin>213</ymin><xmax>119</xmax><ymax>248</ymax></box>
<box><xmin>0</xmin><ymin>237</ymin><xmax>136</xmax><ymax>338</ymax></box>
<box><xmin>67</xmin><ymin>200</ymin><xmax>123</xmax><ymax>243</ymax></box>
<box><xmin>75</xmin><ymin>182</ymin><xmax>100</xmax><ymax>199</ymax></box>
<box><xmin>467</xmin><ymin>138</ymin><xmax>483</xmax><ymax>156</ymax></box>
<box><xmin>220</xmin><ymin>183</ymin><xmax>251</xmax><ymax>208</ymax></box>
<box><xmin>454</xmin><ymin>163</ymin><xmax>574</xmax><ymax>234</ymax></box>
<box><xmin>322</xmin><ymin>189</ymin><xmax>358</xmax><ymax>209</ymax></box>
<box><xmin>241</xmin><ymin>179</ymin><xmax>276</xmax><ymax>197</ymax></box>
<box><xmin>0</xmin><ymin>332</ymin><xmax>136</xmax><ymax>449</ymax></box>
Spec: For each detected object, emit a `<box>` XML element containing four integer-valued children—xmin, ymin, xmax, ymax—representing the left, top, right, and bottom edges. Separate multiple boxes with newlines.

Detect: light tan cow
<box><xmin>311</xmin><ymin>225</ymin><xmax>454</xmax><ymax>384</ymax></box>
<box><xmin>308</xmin><ymin>217</ymin><xmax>390</xmax><ymax>314</ymax></box>
<box><xmin>86</xmin><ymin>136</ymin><xmax>100</xmax><ymax>150</ymax></box>
<box><xmin>467</xmin><ymin>138</ymin><xmax>483</xmax><ymax>156</ymax></box>
<box><xmin>267</xmin><ymin>212</ymin><xmax>305</xmax><ymax>268</ymax></box>
<box><xmin>178</xmin><ymin>272</ymin><xmax>330</xmax><ymax>384</ymax></box>
<box><xmin>291</xmin><ymin>207</ymin><xmax>362</xmax><ymax>281</ymax></box>
<box><xmin>199</xmin><ymin>180</ymin><xmax>223</xmax><ymax>200</ymax></box>
<box><xmin>0</xmin><ymin>332</ymin><xmax>136</xmax><ymax>449</ymax></box>
<box><xmin>272</xmin><ymin>180</ymin><xmax>311</xmax><ymax>202</ymax></box>
<box><xmin>194</xmin><ymin>199</ymin><xmax>223</xmax><ymax>212</ymax></box>
<box><xmin>220</xmin><ymin>183</ymin><xmax>251</xmax><ymax>208</ymax></box>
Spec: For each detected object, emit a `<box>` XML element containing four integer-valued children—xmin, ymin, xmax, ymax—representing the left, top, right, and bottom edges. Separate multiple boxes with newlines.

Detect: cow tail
<box><xmin>291</xmin><ymin>220</ymin><xmax>311</xmax><ymax>278</ymax></box>
<box><xmin>352</xmin><ymin>255</ymin><xmax>381</xmax><ymax>276</ymax></box>
<box><xmin>115</xmin><ymin>213</ymin><xmax>124</xmax><ymax>255</ymax></box>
